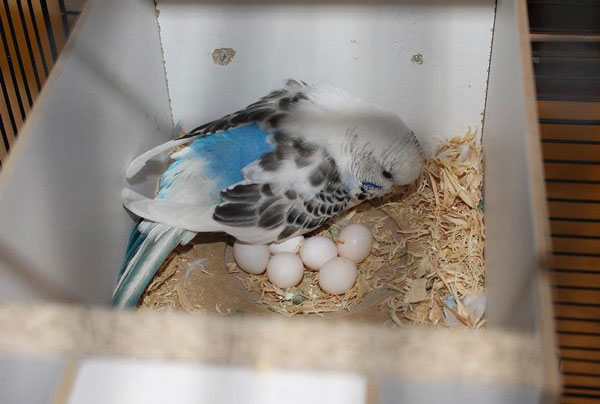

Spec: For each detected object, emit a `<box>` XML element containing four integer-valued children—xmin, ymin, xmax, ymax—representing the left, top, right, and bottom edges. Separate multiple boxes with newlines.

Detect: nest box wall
<box><xmin>156</xmin><ymin>0</ymin><xmax>495</xmax><ymax>156</ymax></box>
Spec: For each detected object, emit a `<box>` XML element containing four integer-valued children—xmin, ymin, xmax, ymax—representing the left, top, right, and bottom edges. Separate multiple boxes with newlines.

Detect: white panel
<box><xmin>157</xmin><ymin>0</ymin><xmax>495</xmax><ymax>155</ymax></box>
<box><xmin>482</xmin><ymin>0</ymin><xmax>539</xmax><ymax>331</ymax></box>
<box><xmin>379</xmin><ymin>378</ymin><xmax>543</xmax><ymax>404</ymax></box>
<box><xmin>0</xmin><ymin>354</ymin><xmax>67</xmax><ymax>404</ymax></box>
<box><xmin>0</xmin><ymin>0</ymin><xmax>171</xmax><ymax>304</ymax></box>
<box><xmin>68</xmin><ymin>358</ymin><xmax>367</xmax><ymax>404</ymax></box>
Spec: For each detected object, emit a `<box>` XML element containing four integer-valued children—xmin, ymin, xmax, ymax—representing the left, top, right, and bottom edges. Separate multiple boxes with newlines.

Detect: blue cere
<box><xmin>361</xmin><ymin>181</ymin><xmax>383</xmax><ymax>191</ymax></box>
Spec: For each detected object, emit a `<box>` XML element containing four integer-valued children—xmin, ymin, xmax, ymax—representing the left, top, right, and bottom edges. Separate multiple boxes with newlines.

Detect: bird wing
<box><xmin>181</xmin><ymin>79</ymin><xmax>310</xmax><ymax>139</ymax></box>
<box><xmin>214</xmin><ymin>146</ymin><xmax>352</xmax><ymax>243</ymax></box>
<box><xmin>123</xmin><ymin>135</ymin><xmax>352</xmax><ymax>244</ymax></box>
<box><xmin>125</xmin><ymin>79</ymin><xmax>311</xmax><ymax>179</ymax></box>
<box><xmin>156</xmin><ymin>123</ymin><xmax>275</xmax><ymax>206</ymax></box>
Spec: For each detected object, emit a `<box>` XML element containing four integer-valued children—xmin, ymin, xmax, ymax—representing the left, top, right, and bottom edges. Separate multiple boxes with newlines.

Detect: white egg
<box><xmin>233</xmin><ymin>241</ymin><xmax>270</xmax><ymax>274</ymax></box>
<box><xmin>337</xmin><ymin>224</ymin><xmax>373</xmax><ymax>263</ymax></box>
<box><xmin>267</xmin><ymin>252</ymin><xmax>304</xmax><ymax>288</ymax></box>
<box><xmin>299</xmin><ymin>236</ymin><xmax>338</xmax><ymax>270</ymax></box>
<box><xmin>268</xmin><ymin>235</ymin><xmax>305</xmax><ymax>255</ymax></box>
<box><xmin>319</xmin><ymin>257</ymin><xmax>358</xmax><ymax>295</ymax></box>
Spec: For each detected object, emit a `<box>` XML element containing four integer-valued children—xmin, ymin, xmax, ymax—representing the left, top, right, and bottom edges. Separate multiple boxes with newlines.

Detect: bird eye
<box><xmin>382</xmin><ymin>170</ymin><xmax>392</xmax><ymax>179</ymax></box>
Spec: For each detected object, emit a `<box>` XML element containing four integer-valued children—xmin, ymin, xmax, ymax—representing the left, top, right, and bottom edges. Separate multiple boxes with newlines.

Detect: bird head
<box><xmin>346</xmin><ymin>112</ymin><xmax>424</xmax><ymax>197</ymax></box>
<box><xmin>280</xmin><ymin>84</ymin><xmax>424</xmax><ymax>198</ymax></box>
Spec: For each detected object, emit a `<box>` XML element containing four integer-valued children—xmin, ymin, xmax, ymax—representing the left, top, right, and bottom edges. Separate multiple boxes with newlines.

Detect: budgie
<box><xmin>114</xmin><ymin>79</ymin><xmax>424</xmax><ymax>308</ymax></box>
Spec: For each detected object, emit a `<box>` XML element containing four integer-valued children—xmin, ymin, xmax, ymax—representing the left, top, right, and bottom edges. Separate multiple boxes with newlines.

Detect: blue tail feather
<box><xmin>113</xmin><ymin>225</ymin><xmax>186</xmax><ymax>308</ymax></box>
<box><xmin>115</xmin><ymin>122</ymin><xmax>270</xmax><ymax>308</ymax></box>
<box><xmin>120</xmin><ymin>221</ymin><xmax>148</xmax><ymax>276</ymax></box>
<box><xmin>114</xmin><ymin>122</ymin><xmax>191</xmax><ymax>308</ymax></box>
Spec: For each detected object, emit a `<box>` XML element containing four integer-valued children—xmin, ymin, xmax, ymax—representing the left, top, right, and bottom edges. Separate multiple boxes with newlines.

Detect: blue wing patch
<box><xmin>157</xmin><ymin>123</ymin><xmax>274</xmax><ymax>200</ymax></box>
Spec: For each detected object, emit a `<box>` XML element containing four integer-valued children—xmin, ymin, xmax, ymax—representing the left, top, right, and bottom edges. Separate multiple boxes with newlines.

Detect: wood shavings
<box><xmin>175</xmin><ymin>283</ymin><xmax>193</xmax><ymax>313</ymax></box>
<box><xmin>215</xmin><ymin>304</ymin><xmax>232</xmax><ymax>316</ymax></box>
<box><xmin>379</xmin><ymin>128</ymin><xmax>485</xmax><ymax>328</ymax></box>
<box><xmin>226</xmin><ymin>263</ymin><xmax>239</xmax><ymax>273</ymax></box>
<box><xmin>146</xmin><ymin>256</ymin><xmax>177</xmax><ymax>293</ymax></box>
<box><xmin>404</xmin><ymin>278</ymin><xmax>428</xmax><ymax>304</ymax></box>
<box><xmin>139</xmin><ymin>253</ymin><xmax>183</xmax><ymax>309</ymax></box>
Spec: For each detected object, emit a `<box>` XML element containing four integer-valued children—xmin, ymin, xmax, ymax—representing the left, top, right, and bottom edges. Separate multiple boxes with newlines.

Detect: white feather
<box><xmin>122</xmin><ymin>186</ymin><xmax>295</xmax><ymax>244</ymax></box>
<box><xmin>125</xmin><ymin>136</ymin><xmax>196</xmax><ymax>179</ymax></box>
<box><xmin>122</xmin><ymin>188</ymin><xmax>218</xmax><ymax>232</ymax></box>
<box><xmin>158</xmin><ymin>155</ymin><xmax>219</xmax><ymax>205</ymax></box>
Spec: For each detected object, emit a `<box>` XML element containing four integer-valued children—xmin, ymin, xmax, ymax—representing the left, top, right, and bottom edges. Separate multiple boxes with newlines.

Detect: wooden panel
<box><xmin>548</xmin><ymin>201</ymin><xmax>600</xmax><ymax>221</ymax></box>
<box><xmin>551</xmin><ymin>221</ymin><xmax>600</xmax><ymax>237</ymax></box>
<box><xmin>538</xmin><ymin>101</ymin><xmax>600</xmax><ymax>121</ymax></box>
<box><xmin>559</xmin><ymin>333</ymin><xmax>600</xmax><ymax>350</ymax></box>
<box><xmin>563</xmin><ymin>391</ymin><xmax>600</xmax><ymax>402</ymax></box>
<box><xmin>18</xmin><ymin>0</ymin><xmax>48</xmax><ymax>83</ymax></box>
<box><xmin>561</xmin><ymin>348</ymin><xmax>600</xmax><ymax>362</ymax></box>
<box><xmin>6</xmin><ymin>1</ymin><xmax>41</xmax><ymax>101</ymax></box>
<box><xmin>0</xmin><ymin>87</ymin><xmax>14</xmax><ymax>162</ymax></box>
<box><xmin>535</xmin><ymin>54</ymin><xmax>600</xmax><ymax>79</ymax></box>
<box><xmin>555</xmin><ymin>304</ymin><xmax>600</xmax><ymax>320</ymax></box>
<box><xmin>546</xmin><ymin>183</ymin><xmax>600</xmax><ymax>201</ymax></box>
<box><xmin>532</xmin><ymin>34</ymin><xmax>600</xmax><ymax>43</ymax></box>
<box><xmin>554</xmin><ymin>288</ymin><xmax>600</xmax><ymax>305</ymax></box>
<box><xmin>0</xmin><ymin>4</ymin><xmax>31</xmax><ymax>116</ymax></box>
<box><xmin>553</xmin><ymin>272</ymin><xmax>600</xmax><ymax>288</ymax></box>
<box><xmin>562</xmin><ymin>360</ymin><xmax>600</xmax><ymax>376</ymax></box>
<box><xmin>533</xmin><ymin>39</ymin><xmax>600</xmax><ymax>102</ymax></box>
<box><xmin>29</xmin><ymin>0</ymin><xmax>56</xmax><ymax>69</ymax></box>
<box><xmin>533</xmin><ymin>6</ymin><xmax>600</xmax><ymax>400</ymax></box>
<box><xmin>545</xmin><ymin>163</ymin><xmax>600</xmax><ymax>182</ymax></box>
<box><xmin>562</xmin><ymin>395</ymin><xmax>600</xmax><ymax>404</ymax></box>
<box><xmin>528</xmin><ymin>1</ymin><xmax>600</xmax><ymax>35</ymax></box>
<box><xmin>0</xmin><ymin>130</ymin><xmax>7</xmax><ymax>163</ymax></box>
<box><xmin>541</xmin><ymin>124</ymin><xmax>600</xmax><ymax>141</ymax></box>
<box><xmin>552</xmin><ymin>237</ymin><xmax>600</xmax><ymax>254</ymax></box>
<box><xmin>564</xmin><ymin>387</ymin><xmax>600</xmax><ymax>398</ymax></box>
<box><xmin>557</xmin><ymin>319</ymin><xmax>600</xmax><ymax>334</ymax></box>
<box><xmin>552</xmin><ymin>255</ymin><xmax>600</xmax><ymax>271</ymax></box>
<box><xmin>45</xmin><ymin>0</ymin><xmax>66</xmax><ymax>55</ymax></box>
<box><xmin>533</xmin><ymin>41</ymin><xmax>600</xmax><ymax>58</ymax></box>
<box><xmin>543</xmin><ymin>143</ymin><xmax>600</xmax><ymax>162</ymax></box>
<box><xmin>563</xmin><ymin>374</ymin><xmax>600</xmax><ymax>390</ymax></box>
<box><xmin>0</xmin><ymin>1</ymin><xmax>70</xmax><ymax>166</ymax></box>
<box><xmin>0</xmin><ymin>4</ymin><xmax>26</xmax><ymax>135</ymax></box>
<box><xmin>536</xmin><ymin>81</ymin><xmax>600</xmax><ymax>103</ymax></box>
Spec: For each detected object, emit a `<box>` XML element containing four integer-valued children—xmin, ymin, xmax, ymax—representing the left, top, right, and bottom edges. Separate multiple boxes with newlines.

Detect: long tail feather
<box><xmin>112</xmin><ymin>224</ymin><xmax>191</xmax><ymax>308</ymax></box>
<box><xmin>122</xmin><ymin>188</ymin><xmax>219</xmax><ymax>233</ymax></box>
<box><xmin>120</xmin><ymin>221</ymin><xmax>147</xmax><ymax>276</ymax></box>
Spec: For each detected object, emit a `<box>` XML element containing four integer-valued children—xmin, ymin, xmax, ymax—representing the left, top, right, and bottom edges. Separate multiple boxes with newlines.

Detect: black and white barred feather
<box><xmin>180</xmin><ymin>79</ymin><xmax>310</xmax><ymax>139</ymax></box>
<box><xmin>214</xmin><ymin>135</ymin><xmax>351</xmax><ymax>241</ymax></box>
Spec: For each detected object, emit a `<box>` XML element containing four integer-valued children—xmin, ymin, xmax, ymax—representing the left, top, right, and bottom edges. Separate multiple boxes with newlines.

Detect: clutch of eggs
<box><xmin>233</xmin><ymin>223</ymin><xmax>373</xmax><ymax>294</ymax></box>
